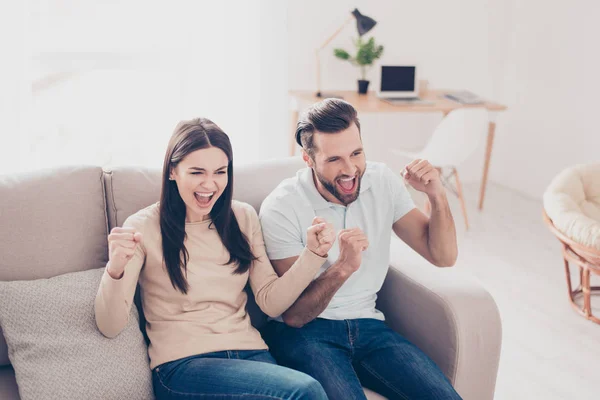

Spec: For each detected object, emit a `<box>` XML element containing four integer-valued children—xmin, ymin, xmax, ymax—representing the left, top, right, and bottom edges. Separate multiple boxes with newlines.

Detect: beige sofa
<box><xmin>0</xmin><ymin>157</ymin><xmax>502</xmax><ymax>400</ymax></box>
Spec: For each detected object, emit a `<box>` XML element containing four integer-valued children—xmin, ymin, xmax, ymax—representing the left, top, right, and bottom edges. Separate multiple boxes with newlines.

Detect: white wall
<box><xmin>286</xmin><ymin>0</ymin><xmax>600</xmax><ymax>199</ymax></box>
<box><xmin>492</xmin><ymin>0</ymin><xmax>600</xmax><ymax>198</ymax></box>
<box><xmin>0</xmin><ymin>1</ymin><xmax>29</xmax><ymax>173</ymax></box>
<box><xmin>287</xmin><ymin>0</ymin><xmax>499</xmax><ymax>187</ymax></box>
<box><xmin>258</xmin><ymin>0</ymin><xmax>289</xmax><ymax>162</ymax></box>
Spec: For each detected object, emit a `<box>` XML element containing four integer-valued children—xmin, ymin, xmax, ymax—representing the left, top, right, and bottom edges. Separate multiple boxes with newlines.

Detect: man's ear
<box><xmin>302</xmin><ymin>149</ymin><xmax>314</xmax><ymax>168</ymax></box>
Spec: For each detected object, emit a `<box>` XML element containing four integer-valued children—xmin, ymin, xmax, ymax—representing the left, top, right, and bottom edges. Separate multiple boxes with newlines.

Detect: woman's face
<box><xmin>170</xmin><ymin>147</ymin><xmax>229</xmax><ymax>223</ymax></box>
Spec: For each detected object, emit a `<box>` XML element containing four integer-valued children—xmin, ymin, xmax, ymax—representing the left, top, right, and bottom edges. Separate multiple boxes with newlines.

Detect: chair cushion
<box><xmin>543</xmin><ymin>163</ymin><xmax>600</xmax><ymax>250</ymax></box>
<box><xmin>0</xmin><ymin>268</ymin><xmax>154</xmax><ymax>400</ymax></box>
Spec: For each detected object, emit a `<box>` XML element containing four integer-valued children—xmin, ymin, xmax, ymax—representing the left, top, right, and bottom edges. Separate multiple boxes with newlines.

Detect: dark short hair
<box><xmin>295</xmin><ymin>98</ymin><xmax>361</xmax><ymax>158</ymax></box>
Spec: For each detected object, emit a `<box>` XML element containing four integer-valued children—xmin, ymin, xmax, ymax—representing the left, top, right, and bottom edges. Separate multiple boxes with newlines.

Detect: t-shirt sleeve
<box><xmin>259</xmin><ymin>197</ymin><xmax>305</xmax><ymax>261</ymax></box>
<box><xmin>383</xmin><ymin>165</ymin><xmax>417</xmax><ymax>223</ymax></box>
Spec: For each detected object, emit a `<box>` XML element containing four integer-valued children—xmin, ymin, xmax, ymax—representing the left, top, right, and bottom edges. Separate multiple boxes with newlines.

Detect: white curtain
<box><xmin>2</xmin><ymin>0</ymin><xmax>288</xmax><ymax>174</ymax></box>
<box><xmin>0</xmin><ymin>1</ymin><xmax>30</xmax><ymax>174</ymax></box>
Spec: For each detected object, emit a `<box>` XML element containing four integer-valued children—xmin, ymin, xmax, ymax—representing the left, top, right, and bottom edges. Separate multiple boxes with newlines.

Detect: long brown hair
<box><xmin>159</xmin><ymin>118</ymin><xmax>256</xmax><ymax>294</ymax></box>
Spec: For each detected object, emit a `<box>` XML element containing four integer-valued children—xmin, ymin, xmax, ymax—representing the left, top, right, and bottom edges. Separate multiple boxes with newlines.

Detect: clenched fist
<box><xmin>402</xmin><ymin>159</ymin><xmax>444</xmax><ymax>197</ymax></box>
<box><xmin>107</xmin><ymin>227</ymin><xmax>143</xmax><ymax>279</ymax></box>
<box><xmin>306</xmin><ymin>217</ymin><xmax>335</xmax><ymax>257</ymax></box>
<box><xmin>337</xmin><ymin>228</ymin><xmax>369</xmax><ymax>274</ymax></box>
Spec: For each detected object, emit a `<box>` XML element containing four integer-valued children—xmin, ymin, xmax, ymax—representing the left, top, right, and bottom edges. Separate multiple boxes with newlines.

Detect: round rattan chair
<box><xmin>543</xmin><ymin>163</ymin><xmax>600</xmax><ymax>324</ymax></box>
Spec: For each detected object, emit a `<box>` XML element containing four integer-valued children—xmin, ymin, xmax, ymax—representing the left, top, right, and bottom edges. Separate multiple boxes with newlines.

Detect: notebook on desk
<box><xmin>382</xmin><ymin>97</ymin><xmax>434</xmax><ymax>106</ymax></box>
<box><xmin>443</xmin><ymin>91</ymin><xmax>484</xmax><ymax>105</ymax></box>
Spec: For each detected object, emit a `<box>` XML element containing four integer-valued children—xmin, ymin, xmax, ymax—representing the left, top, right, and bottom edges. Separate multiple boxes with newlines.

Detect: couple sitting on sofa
<box><xmin>94</xmin><ymin>98</ymin><xmax>462</xmax><ymax>400</ymax></box>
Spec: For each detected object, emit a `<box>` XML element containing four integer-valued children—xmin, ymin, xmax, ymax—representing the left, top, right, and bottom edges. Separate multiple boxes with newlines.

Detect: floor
<box><xmin>400</xmin><ymin>182</ymin><xmax>599</xmax><ymax>400</ymax></box>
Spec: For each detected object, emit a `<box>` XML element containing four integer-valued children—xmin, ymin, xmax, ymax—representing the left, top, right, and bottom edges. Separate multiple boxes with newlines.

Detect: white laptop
<box><xmin>377</xmin><ymin>65</ymin><xmax>431</xmax><ymax>105</ymax></box>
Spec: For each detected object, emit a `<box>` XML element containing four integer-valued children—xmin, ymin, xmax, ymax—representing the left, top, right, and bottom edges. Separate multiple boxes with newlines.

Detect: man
<box><xmin>259</xmin><ymin>98</ymin><xmax>462</xmax><ymax>400</ymax></box>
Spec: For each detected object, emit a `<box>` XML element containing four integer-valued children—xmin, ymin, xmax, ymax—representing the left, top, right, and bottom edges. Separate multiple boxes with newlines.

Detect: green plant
<box><xmin>334</xmin><ymin>36</ymin><xmax>384</xmax><ymax>80</ymax></box>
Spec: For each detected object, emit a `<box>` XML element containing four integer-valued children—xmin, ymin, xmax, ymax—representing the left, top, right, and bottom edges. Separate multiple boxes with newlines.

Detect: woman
<box><xmin>95</xmin><ymin>118</ymin><xmax>334</xmax><ymax>399</ymax></box>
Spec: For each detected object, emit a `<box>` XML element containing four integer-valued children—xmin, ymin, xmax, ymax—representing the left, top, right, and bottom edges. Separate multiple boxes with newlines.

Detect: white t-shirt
<box><xmin>259</xmin><ymin>161</ymin><xmax>415</xmax><ymax>321</ymax></box>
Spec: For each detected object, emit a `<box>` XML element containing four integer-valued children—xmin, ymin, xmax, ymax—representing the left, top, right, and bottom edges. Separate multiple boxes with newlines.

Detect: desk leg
<box><xmin>478</xmin><ymin>121</ymin><xmax>496</xmax><ymax>210</ymax></box>
<box><xmin>289</xmin><ymin>109</ymin><xmax>299</xmax><ymax>156</ymax></box>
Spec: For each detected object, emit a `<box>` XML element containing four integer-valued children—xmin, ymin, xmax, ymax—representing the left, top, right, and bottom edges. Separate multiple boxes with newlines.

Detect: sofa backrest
<box><xmin>0</xmin><ymin>166</ymin><xmax>110</xmax><ymax>366</ymax></box>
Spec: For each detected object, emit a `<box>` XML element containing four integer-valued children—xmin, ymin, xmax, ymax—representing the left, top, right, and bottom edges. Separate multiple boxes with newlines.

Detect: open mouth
<box><xmin>194</xmin><ymin>191</ymin><xmax>215</xmax><ymax>208</ymax></box>
<box><xmin>336</xmin><ymin>176</ymin><xmax>357</xmax><ymax>194</ymax></box>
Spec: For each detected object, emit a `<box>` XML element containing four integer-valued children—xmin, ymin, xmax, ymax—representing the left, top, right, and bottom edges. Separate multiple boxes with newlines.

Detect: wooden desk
<box><xmin>288</xmin><ymin>90</ymin><xmax>507</xmax><ymax>210</ymax></box>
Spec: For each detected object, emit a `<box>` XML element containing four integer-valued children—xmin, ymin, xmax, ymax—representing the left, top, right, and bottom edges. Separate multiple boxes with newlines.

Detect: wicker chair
<box><xmin>543</xmin><ymin>163</ymin><xmax>600</xmax><ymax>324</ymax></box>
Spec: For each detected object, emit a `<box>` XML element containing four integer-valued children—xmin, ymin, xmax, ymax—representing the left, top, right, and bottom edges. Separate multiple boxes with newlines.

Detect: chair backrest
<box><xmin>419</xmin><ymin>108</ymin><xmax>489</xmax><ymax>167</ymax></box>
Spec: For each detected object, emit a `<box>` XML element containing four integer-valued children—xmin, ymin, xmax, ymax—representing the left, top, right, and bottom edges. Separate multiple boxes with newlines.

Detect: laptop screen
<box><xmin>380</xmin><ymin>66</ymin><xmax>416</xmax><ymax>92</ymax></box>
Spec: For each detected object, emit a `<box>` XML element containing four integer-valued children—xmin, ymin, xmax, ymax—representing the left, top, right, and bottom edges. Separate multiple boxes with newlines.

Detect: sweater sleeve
<box><xmin>94</xmin><ymin>214</ymin><xmax>146</xmax><ymax>338</ymax></box>
<box><xmin>246</xmin><ymin>205</ymin><xmax>326</xmax><ymax>318</ymax></box>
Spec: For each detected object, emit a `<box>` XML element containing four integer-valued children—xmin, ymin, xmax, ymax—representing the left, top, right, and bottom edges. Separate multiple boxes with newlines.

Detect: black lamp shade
<box><xmin>352</xmin><ymin>8</ymin><xmax>377</xmax><ymax>36</ymax></box>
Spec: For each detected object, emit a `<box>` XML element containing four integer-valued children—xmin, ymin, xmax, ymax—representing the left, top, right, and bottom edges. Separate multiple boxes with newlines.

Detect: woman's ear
<box><xmin>169</xmin><ymin>167</ymin><xmax>176</xmax><ymax>181</ymax></box>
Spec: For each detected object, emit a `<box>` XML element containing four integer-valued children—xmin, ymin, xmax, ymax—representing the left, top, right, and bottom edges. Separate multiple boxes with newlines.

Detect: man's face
<box><xmin>304</xmin><ymin>123</ymin><xmax>366</xmax><ymax>206</ymax></box>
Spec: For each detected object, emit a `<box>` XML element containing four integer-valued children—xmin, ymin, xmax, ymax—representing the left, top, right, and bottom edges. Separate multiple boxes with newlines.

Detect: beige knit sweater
<box><xmin>95</xmin><ymin>201</ymin><xmax>325</xmax><ymax>369</ymax></box>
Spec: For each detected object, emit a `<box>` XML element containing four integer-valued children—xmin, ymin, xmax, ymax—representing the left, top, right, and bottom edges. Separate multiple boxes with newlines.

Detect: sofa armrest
<box><xmin>376</xmin><ymin>239</ymin><xmax>502</xmax><ymax>400</ymax></box>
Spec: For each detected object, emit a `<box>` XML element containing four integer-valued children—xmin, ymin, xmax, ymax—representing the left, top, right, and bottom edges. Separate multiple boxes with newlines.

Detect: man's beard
<box><xmin>314</xmin><ymin>168</ymin><xmax>363</xmax><ymax>206</ymax></box>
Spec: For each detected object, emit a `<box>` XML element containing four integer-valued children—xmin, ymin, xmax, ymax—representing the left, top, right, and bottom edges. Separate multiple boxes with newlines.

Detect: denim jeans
<box><xmin>152</xmin><ymin>349</ymin><xmax>327</xmax><ymax>399</ymax></box>
<box><xmin>262</xmin><ymin>319</ymin><xmax>462</xmax><ymax>400</ymax></box>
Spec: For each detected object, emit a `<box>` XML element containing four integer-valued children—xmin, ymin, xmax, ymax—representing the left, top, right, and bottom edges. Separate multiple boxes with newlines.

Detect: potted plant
<box><xmin>334</xmin><ymin>36</ymin><xmax>384</xmax><ymax>94</ymax></box>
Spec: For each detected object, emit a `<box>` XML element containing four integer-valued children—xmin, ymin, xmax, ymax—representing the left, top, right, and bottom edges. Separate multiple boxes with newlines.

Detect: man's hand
<box><xmin>278</xmin><ymin>226</ymin><xmax>368</xmax><ymax>328</ymax></box>
<box><xmin>337</xmin><ymin>228</ymin><xmax>368</xmax><ymax>275</ymax></box>
<box><xmin>402</xmin><ymin>159</ymin><xmax>444</xmax><ymax>197</ymax></box>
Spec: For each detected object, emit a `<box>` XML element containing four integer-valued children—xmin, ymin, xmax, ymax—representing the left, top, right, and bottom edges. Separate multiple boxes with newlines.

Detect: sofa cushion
<box><xmin>233</xmin><ymin>157</ymin><xmax>306</xmax><ymax>212</ymax></box>
<box><xmin>0</xmin><ymin>268</ymin><xmax>154</xmax><ymax>400</ymax></box>
<box><xmin>104</xmin><ymin>168</ymin><xmax>161</xmax><ymax>230</ymax></box>
<box><xmin>0</xmin><ymin>166</ymin><xmax>109</xmax><ymax>366</ymax></box>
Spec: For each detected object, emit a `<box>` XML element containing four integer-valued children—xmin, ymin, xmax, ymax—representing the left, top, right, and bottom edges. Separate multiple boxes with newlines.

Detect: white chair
<box><xmin>392</xmin><ymin>108</ymin><xmax>489</xmax><ymax>229</ymax></box>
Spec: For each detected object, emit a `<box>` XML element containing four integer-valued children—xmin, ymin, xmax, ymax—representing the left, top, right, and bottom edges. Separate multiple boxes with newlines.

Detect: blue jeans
<box><xmin>152</xmin><ymin>349</ymin><xmax>327</xmax><ymax>399</ymax></box>
<box><xmin>262</xmin><ymin>319</ymin><xmax>462</xmax><ymax>400</ymax></box>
